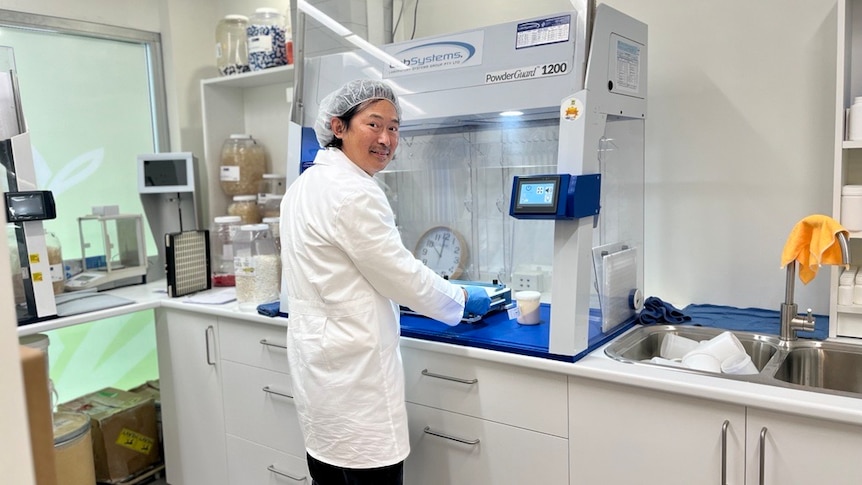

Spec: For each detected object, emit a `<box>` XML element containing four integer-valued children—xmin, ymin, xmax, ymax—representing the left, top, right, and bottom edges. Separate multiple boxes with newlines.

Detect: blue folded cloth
<box><xmin>637</xmin><ymin>296</ymin><xmax>691</xmax><ymax>325</ymax></box>
<box><xmin>257</xmin><ymin>301</ymin><xmax>288</xmax><ymax>318</ymax></box>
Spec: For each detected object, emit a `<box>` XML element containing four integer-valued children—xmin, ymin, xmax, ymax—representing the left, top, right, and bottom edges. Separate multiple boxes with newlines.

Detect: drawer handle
<box><xmin>720</xmin><ymin>420</ymin><xmax>729</xmax><ymax>485</ymax></box>
<box><xmin>759</xmin><ymin>427</ymin><xmax>768</xmax><ymax>485</ymax></box>
<box><xmin>267</xmin><ymin>464</ymin><xmax>307</xmax><ymax>482</ymax></box>
<box><xmin>423</xmin><ymin>426</ymin><xmax>480</xmax><ymax>445</ymax></box>
<box><xmin>262</xmin><ymin>386</ymin><xmax>294</xmax><ymax>400</ymax></box>
<box><xmin>260</xmin><ymin>338</ymin><xmax>287</xmax><ymax>349</ymax></box>
<box><xmin>421</xmin><ymin>369</ymin><xmax>478</xmax><ymax>385</ymax></box>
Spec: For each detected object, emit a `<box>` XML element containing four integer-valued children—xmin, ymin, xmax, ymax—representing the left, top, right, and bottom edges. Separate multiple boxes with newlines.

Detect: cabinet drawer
<box><xmin>405</xmin><ymin>402</ymin><xmax>567</xmax><ymax>485</ymax></box>
<box><xmin>222</xmin><ymin>360</ymin><xmax>305</xmax><ymax>457</ymax></box>
<box><xmin>226</xmin><ymin>435</ymin><xmax>309</xmax><ymax>485</ymax></box>
<box><xmin>402</xmin><ymin>348</ymin><xmax>568</xmax><ymax>437</ymax></box>
<box><xmin>219</xmin><ymin>317</ymin><xmax>289</xmax><ymax>372</ymax></box>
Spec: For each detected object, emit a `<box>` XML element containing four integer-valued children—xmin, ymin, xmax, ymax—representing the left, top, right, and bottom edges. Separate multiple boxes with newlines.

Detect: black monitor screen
<box><xmin>144</xmin><ymin>159</ymin><xmax>188</xmax><ymax>187</ymax></box>
<box><xmin>9</xmin><ymin>193</ymin><xmax>45</xmax><ymax>216</ymax></box>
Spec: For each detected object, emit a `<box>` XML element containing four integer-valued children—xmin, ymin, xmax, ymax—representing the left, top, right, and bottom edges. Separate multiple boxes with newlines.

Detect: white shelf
<box><xmin>837</xmin><ymin>304</ymin><xmax>862</xmax><ymax>314</ymax></box>
<box><xmin>842</xmin><ymin>140</ymin><xmax>862</xmax><ymax>149</ymax></box>
<box><xmin>202</xmin><ymin>65</ymin><xmax>295</xmax><ymax>89</ymax></box>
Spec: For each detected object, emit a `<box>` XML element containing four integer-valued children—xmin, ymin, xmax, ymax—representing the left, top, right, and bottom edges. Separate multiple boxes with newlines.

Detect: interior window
<box><xmin>1</xmin><ymin>11</ymin><xmax>167</xmax><ymax>401</ymax></box>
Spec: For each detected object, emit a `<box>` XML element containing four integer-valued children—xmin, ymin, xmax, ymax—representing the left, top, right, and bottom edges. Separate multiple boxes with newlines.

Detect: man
<box><xmin>279</xmin><ymin>79</ymin><xmax>490</xmax><ymax>485</ymax></box>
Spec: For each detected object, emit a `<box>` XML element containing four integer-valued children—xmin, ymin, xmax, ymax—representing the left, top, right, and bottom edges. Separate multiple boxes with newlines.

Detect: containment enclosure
<box><xmin>299</xmin><ymin>4</ymin><xmax>646</xmax><ymax>358</ymax></box>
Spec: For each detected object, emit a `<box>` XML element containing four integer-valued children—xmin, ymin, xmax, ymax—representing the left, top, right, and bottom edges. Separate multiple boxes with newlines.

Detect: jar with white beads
<box><xmin>215</xmin><ymin>15</ymin><xmax>250</xmax><ymax>76</ymax></box>
<box><xmin>234</xmin><ymin>224</ymin><xmax>280</xmax><ymax>310</ymax></box>
<box><xmin>247</xmin><ymin>8</ymin><xmax>287</xmax><ymax>71</ymax></box>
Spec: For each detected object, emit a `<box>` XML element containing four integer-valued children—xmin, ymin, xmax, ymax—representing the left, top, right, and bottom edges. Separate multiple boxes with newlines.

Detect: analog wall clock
<box><xmin>414</xmin><ymin>225</ymin><xmax>468</xmax><ymax>279</ymax></box>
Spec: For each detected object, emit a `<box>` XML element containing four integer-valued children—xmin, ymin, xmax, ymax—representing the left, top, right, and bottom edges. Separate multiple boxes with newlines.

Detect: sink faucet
<box><xmin>780</xmin><ymin>232</ymin><xmax>850</xmax><ymax>341</ymax></box>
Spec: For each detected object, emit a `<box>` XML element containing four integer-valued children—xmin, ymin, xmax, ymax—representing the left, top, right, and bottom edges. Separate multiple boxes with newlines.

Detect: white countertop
<box><xmin>20</xmin><ymin>284</ymin><xmax>862</xmax><ymax>426</ymax></box>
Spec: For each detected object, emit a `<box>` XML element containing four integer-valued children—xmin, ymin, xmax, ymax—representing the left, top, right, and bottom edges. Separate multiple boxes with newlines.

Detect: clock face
<box><xmin>414</xmin><ymin>226</ymin><xmax>468</xmax><ymax>279</ymax></box>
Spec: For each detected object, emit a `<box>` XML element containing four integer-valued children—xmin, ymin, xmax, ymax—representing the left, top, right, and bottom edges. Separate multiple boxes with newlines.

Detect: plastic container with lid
<box><xmin>234</xmin><ymin>223</ymin><xmax>281</xmax><ymax>310</ymax></box>
<box><xmin>841</xmin><ymin>185</ymin><xmax>862</xmax><ymax>231</ymax></box>
<box><xmin>850</xmin><ymin>97</ymin><xmax>862</xmax><ymax>141</ymax></box>
<box><xmin>228</xmin><ymin>195</ymin><xmax>261</xmax><ymax>224</ymax></box>
<box><xmin>284</xmin><ymin>3</ymin><xmax>294</xmax><ymax>64</ymax></box>
<box><xmin>45</xmin><ymin>231</ymin><xmax>65</xmax><ymax>295</ymax></box>
<box><xmin>247</xmin><ymin>7</ymin><xmax>287</xmax><ymax>71</ymax></box>
<box><xmin>220</xmin><ymin>134</ymin><xmax>266</xmax><ymax>196</ymax></box>
<box><xmin>211</xmin><ymin>215</ymin><xmax>242</xmax><ymax>287</ymax></box>
<box><xmin>262</xmin><ymin>216</ymin><xmax>281</xmax><ymax>252</ymax></box>
<box><xmin>216</xmin><ymin>15</ymin><xmax>250</xmax><ymax>76</ymax></box>
<box><xmin>258</xmin><ymin>173</ymin><xmax>286</xmax><ymax>203</ymax></box>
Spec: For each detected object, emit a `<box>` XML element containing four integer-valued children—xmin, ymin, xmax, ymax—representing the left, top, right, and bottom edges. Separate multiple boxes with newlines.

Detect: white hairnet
<box><xmin>314</xmin><ymin>79</ymin><xmax>401</xmax><ymax>147</ymax></box>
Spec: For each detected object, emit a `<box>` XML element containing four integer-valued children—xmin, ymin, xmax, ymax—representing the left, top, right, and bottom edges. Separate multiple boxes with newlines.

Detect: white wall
<box><xmin>398</xmin><ymin>0</ymin><xmax>838</xmax><ymax>313</ymax></box>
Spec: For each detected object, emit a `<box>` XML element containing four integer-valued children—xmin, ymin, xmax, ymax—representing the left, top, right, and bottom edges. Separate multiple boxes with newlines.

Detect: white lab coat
<box><xmin>279</xmin><ymin>148</ymin><xmax>465</xmax><ymax>469</ymax></box>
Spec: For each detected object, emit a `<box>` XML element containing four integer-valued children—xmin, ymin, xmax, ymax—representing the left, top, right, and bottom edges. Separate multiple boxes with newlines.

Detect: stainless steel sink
<box><xmin>605</xmin><ymin>325</ymin><xmax>781</xmax><ymax>373</ymax></box>
<box><xmin>605</xmin><ymin>325</ymin><xmax>862</xmax><ymax>398</ymax></box>
<box><xmin>772</xmin><ymin>341</ymin><xmax>862</xmax><ymax>395</ymax></box>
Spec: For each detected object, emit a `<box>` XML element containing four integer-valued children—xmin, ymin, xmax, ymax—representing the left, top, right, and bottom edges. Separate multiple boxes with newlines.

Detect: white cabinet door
<box><xmin>226</xmin><ymin>435</ymin><xmax>309</xmax><ymax>485</ymax></box>
<box><xmin>221</xmin><ymin>360</ymin><xmax>305</xmax><ymax>457</ymax></box>
<box><xmin>568</xmin><ymin>376</ymin><xmax>745</xmax><ymax>485</ymax></box>
<box><xmin>402</xmin><ymin>346</ymin><xmax>568</xmax><ymax>437</ymax></box>
<box><xmin>746</xmin><ymin>408</ymin><xmax>862</xmax><ymax>485</ymax></box>
<box><xmin>155</xmin><ymin>308</ymin><xmax>228</xmax><ymax>485</ymax></box>
<box><xmin>405</xmin><ymin>402</ymin><xmax>568</xmax><ymax>485</ymax></box>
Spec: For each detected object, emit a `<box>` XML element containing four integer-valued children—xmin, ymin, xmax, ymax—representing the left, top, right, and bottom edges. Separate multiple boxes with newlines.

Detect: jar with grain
<box><xmin>211</xmin><ymin>215</ymin><xmax>242</xmax><ymax>287</ymax></box>
<box><xmin>234</xmin><ymin>224</ymin><xmax>280</xmax><ymax>311</ymax></box>
<box><xmin>215</xmin><ymin>15</ymin><xmax>250</xmax><ymax>76</ymax></box>
<box><xmin>45</xmin><ymin>231</ymin><xmax>65</xmax><ymax>294</ymax></box>
<box><xmin>228</xmin><ymin>195</ymin><xmax>261</xmax><ymax>224</ymax></box>
<box><xmin>220</xmin><ymin>134</ymin><xmax>266</xmax><ymax>196</ymax></box>
<box><xmin>247</xmin><ymin>8</ymin><xmax>287</xmax><ymax>71</ymax></box>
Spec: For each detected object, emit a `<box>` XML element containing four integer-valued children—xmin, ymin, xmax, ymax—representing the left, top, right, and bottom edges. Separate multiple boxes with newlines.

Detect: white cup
<box><xmin>681</xmin><ymin>351</ymin><xmax>722</xmax><ymax>373</ymax></box>
<box><xmin>696</xmin><ymin>331</ymin><xmax>746</xmax><ymax>363</ymax></box>
<box><xmin>515</xmin><ymin>291</ymin><xmax>542</xmax><ymax>325</ymax></box>
<box><xmin>659</xmin><ymin>333</ymin><xmax>700</xmax><ymax>360</ymax></box>
<box><xmin>721</xmin><ymin>353</ymin><xmax>759</xmax><ymax>375</ymax></box>
<box><xmin>646</xmin><ymin>356</ymin><xmax>688</xmax><ymax>368</ymax></box>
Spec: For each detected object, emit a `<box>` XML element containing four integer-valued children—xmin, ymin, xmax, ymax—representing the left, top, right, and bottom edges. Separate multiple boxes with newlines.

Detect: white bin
<box><xmin>841</xmin><ymin>185</ymin><xmax>862</xmax><ymax>231</ymax></box>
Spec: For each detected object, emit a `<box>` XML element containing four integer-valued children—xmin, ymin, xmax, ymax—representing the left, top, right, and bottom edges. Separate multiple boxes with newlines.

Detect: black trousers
<box><xmin>307</xmin><ymin>453</ymin><xmax>404</xmax><ymax>485</ymax></box>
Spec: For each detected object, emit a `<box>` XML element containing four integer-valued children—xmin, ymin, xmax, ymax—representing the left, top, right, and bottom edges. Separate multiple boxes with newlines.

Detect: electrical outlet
<box><xmin>513</xmin><ymin>271</ymin><xmax>543</xmax><ymax>291</ymax></box>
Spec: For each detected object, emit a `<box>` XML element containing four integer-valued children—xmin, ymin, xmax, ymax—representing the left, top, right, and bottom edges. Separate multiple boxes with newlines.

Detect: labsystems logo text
<box><xmin>394</xmin><ymin>41</ymin><xmax>476</xmax><ymax>69</ymax></box>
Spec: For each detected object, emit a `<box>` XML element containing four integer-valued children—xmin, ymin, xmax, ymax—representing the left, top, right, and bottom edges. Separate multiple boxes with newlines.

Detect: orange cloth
<box><xmin>780</xmin><ymin>214</ymin><xmax>849</xmax><ymax>284</ymax></box>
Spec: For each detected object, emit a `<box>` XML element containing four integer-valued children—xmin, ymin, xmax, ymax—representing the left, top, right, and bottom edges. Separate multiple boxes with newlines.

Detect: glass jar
<box><xmin>247</xmin><ymin>7</ymin><xmax>287</xmax><ymax>71</ymax></box>
<box><xmin>220</xmin><ymin>134</ymin><xmax>266</xmax><ymax>196</ymax></box>
<box><xmin>211</xmin><ymin>215</ymin><xmax>242</xmax><ymax>286</ymax></box>
<box><xmin>234</xmin><ymin>224</ymin><xmax>280</xmax><ymax>310</ymax></box>
<box><xmin>45</xmin><ymin>231</ymin><xmax>65</xmax><ymax>295</ymax></box>
<box><xmin>228</xmin><ymin>195</ymin><xmax>261</xmax><ymax>224</ymax></box>
<box><xmin>257</xmin><ymin>173</ymin><xmax>286</xmax><ymax>204</ymax></box>
<box><xmin>262</xmin><ymin>216</ymin><xmax>281</xmax><ymax>252</ymax></box>
<box><xmin>215</xmin><ymin>15</ymin><xmax>250</xmax><ymax>76</ymax></box>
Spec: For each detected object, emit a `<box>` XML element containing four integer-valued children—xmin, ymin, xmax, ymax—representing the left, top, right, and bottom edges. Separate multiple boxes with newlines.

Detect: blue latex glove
<box><xmin>462</xmin><ymin>286</ymin><xmax>492</xmax><ymax>317</ymax></box>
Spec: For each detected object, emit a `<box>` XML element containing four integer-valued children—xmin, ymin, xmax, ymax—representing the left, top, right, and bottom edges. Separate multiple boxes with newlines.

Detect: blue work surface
<box><xmin>681</xmin><ymin>304</ymin><xmax>828</xmax><ymax>340</ymax></box>
<box><xmin>399</xmin><ymin>303</ymin><xmax>635</xmax><ymax>363</ymax></box>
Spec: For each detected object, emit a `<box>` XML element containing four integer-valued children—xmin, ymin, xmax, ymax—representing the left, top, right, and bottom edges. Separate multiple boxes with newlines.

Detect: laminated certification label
<box><xmin>116</xmin><ymin>428</ymin><xmax>155</xmax><ymax>455</ymax></box>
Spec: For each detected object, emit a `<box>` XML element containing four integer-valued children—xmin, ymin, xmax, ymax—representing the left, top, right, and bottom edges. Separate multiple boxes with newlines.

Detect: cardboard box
<box><xmin>58</xmin><ymin>387</ymin><xmax>160</xmax><ymax>483</ymax></box>
<box><xmin>19</xmin><ymin>345</ymin><xmax>57</xmax><ymax>485</ymax></box>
